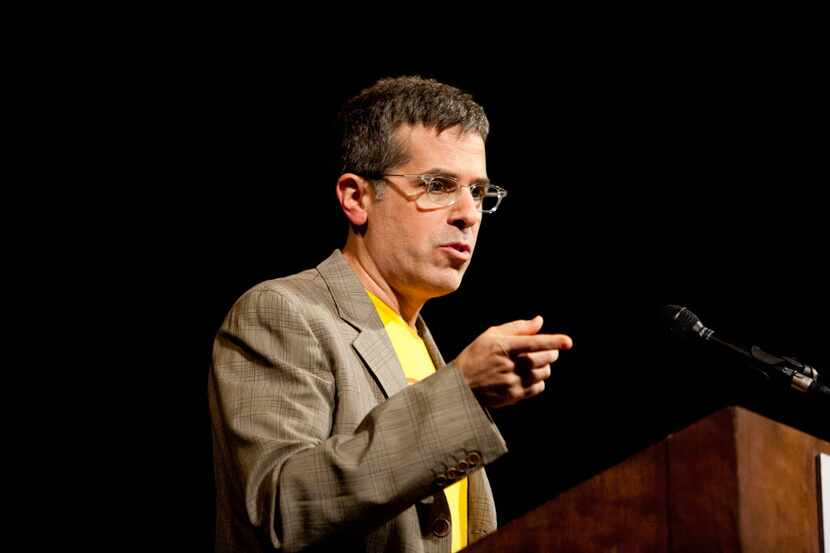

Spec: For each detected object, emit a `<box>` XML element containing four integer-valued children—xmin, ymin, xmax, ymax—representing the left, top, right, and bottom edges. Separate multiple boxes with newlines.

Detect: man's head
<box><xmin>336</xmin><ymin>76</ymin><xmax>500</xmax><ymax>307</ymax></box>
<box><xmin>336</xmin><ymin>76</ymin><xmax>489</xmax><ymax>178</ymax></box>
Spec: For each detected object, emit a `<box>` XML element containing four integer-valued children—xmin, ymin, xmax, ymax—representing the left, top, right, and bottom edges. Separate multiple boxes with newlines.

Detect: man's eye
<box><xmin>428</xmin><ymin>178</ymin><xmax>457</xmax><ymax>194</ymax></box>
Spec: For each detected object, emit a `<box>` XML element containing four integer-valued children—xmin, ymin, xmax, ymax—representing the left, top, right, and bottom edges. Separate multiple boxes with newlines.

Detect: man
<box><xmin>209</xmin><ymin>76</ymin><xmax>573</xmax><ymax>552</ymax></box>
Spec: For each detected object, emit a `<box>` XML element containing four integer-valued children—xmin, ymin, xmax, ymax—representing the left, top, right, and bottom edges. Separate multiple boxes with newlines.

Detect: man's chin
<box><xmin>427</xmin><ymin>269</ymin><xmax>466</xmax><ymax>297</ymax></box>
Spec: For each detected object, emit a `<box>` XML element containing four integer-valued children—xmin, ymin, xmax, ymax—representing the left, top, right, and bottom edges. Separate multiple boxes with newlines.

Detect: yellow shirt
<box><xmin>367</xmin><ymin>291</ymin><xmax>468</xmax><ymax>552</ymax></box>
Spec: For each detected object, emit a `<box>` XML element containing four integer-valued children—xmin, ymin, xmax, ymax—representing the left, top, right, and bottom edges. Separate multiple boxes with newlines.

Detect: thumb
<box><xmin>494</xmin><ymin>315</ymin><xmax>543</xmax><ymax>336</ymax></box>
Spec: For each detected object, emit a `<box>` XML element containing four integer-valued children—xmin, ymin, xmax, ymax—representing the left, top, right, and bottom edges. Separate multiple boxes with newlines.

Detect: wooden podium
<box><xmin>466</xmin><ymin>407</ymin><xmax>829</xmax><ymax>553</ymax></box>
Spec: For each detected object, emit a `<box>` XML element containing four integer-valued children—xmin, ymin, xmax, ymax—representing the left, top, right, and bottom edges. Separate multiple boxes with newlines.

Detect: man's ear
<box><xmin>336</xmin><ymin>173</ymin><xmax>371</xmax><ymax>226</ymax></box>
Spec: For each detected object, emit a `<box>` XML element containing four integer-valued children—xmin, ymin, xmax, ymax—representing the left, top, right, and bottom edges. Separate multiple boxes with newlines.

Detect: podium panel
<box><xmin>466</xmin><ymin>407</ymin><xmax>830</xmax><ymax>553</ymax></box>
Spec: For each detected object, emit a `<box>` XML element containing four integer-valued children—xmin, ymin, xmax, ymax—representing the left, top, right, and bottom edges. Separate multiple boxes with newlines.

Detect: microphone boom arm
<box><xmin>665</xmin><ymin>305</ymin><xmax>829</xmax><ymax>401</ymax></box>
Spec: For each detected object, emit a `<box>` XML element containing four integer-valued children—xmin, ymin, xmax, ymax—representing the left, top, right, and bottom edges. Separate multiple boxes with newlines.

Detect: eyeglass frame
<box><xmin>371</xmin><ymin>173</ymin><xmax>508</xmax><ymax>214</ymax></box>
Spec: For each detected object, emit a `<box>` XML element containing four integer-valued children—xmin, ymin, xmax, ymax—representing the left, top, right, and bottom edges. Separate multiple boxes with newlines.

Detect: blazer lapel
<box><xmin>317</xmin><ymin>251</ymin><xmax>407</xmax><ymax>398</ymax></box>
<box><xmin>467</xmin><ymin>468</ymin><xmax>498</xmax><ymax>541</ymax></box>
<box><xmin>418</xmin><ymin>313</ymin><xmax>499</xmax><ymax>541</ymax></box>
<box><xmin>352</xmin><ymin>328</ymin><xmax>407</xmax><ymax>398</ymax></box>
<box><xmin>416</xmin><ymin>315</ymin><xmax>448</xmax><ymax>369</ymax></box>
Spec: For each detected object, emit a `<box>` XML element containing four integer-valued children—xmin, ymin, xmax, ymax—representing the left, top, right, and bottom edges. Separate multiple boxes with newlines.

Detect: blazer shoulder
<box><xmin>228</xmin><ymin>267</ymin><xmax>335</xmax><ymax>323</ymax></box>
<box><xmin>253</xmin><ymin>267</ymin><xmax>325</xmax><ymax>299</ymax></box>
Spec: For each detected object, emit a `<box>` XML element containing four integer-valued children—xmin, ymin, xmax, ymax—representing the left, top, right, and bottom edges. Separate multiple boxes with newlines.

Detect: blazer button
<box><xmin>466</xmin><ymin>451</ymin><xmax>482</xmax><ymax>466</ymax></box>
<box><xmin>432</xmin><ymin>517</ymin><xmax>451</xmax><ymax>537</ymax></box>
<box><xmin>434</xmin><ymin>475</ymin><xmax>448</xmax><ymax>488</ymax></box>
<box><xmin>458</xmin><ymin>460</ymin><xmax>469</xmax><ymax>471</ymax></box>
<box><xmin>447</xmin><ymin>467</ymin><xmax>461</xmax><ymax>479</ymax></box>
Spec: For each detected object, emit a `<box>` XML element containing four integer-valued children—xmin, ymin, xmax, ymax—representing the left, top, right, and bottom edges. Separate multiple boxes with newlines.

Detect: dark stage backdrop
<box><xmin>142</xmin><ymin>52</ymin><xmax>827</xmax><ymax>549</ymax></box>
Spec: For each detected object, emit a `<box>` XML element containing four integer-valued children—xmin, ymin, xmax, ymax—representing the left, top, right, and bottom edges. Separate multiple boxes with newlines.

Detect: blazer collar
<box><xmin>316</xmin><ymin>250</ymin><xmax>408</xmax><ymax>397</ymax></box>
<box><xmin>317</xmin><ymin>250</ymin><xmax>379</xmax><ymax>329</ymax></box>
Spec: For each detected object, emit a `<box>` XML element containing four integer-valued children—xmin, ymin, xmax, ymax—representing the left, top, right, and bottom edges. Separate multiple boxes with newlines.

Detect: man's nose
<box><xmin>449</xmin><ymin>186</ymin><xmax>481</xmax><ymax>230</ymax></box>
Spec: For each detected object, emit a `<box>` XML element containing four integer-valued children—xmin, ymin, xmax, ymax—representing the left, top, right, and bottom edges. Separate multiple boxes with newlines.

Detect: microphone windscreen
<box><xmin>662</xmin><ymin>304</ymin><xmax>701</xmax><ymax>335</ymax></box>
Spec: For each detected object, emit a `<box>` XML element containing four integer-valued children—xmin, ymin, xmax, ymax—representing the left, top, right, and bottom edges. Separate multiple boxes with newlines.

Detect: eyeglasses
<box><xmin>378</xmin><ymin>173</ymin><xmax>508</xmax><ymax>214</ymax></box>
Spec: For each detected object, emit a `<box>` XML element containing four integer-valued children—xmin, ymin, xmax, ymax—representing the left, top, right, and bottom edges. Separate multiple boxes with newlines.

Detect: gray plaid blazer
<box><xmin>209</xmin><ymin>250</ymin><xmax>508</xmax><ymax>552</ymax></box>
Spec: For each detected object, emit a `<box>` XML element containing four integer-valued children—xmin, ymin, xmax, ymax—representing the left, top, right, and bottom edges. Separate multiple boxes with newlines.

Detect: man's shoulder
<box><xmin>239</xmin><ymin>265</ymin><xmax>327</xmax><ymax>310</ymax></box>
<box><xmin>224</xmin><ymin>250</ymin><xmax>362</xmax><ymax>327</ymax></box>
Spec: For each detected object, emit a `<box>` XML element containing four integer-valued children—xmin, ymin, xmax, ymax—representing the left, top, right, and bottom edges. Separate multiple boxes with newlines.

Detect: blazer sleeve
<box><xmin>210</xmin><ymin>286</ymin><xmax>508</xmax><ymax>552</ymax></box>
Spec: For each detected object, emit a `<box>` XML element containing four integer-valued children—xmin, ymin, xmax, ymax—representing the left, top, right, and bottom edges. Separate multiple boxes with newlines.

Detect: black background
<box><xmin>112</xmin><ymin>34</ymin><xmax>827</xmax><ymax>550</ymax></box>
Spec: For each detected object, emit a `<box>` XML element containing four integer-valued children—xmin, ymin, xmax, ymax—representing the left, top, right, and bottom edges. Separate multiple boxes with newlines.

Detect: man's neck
<box><xmin>341</xmin><ymin>245</ymin><xmax>424</xmax><ymax>328</ymax></box>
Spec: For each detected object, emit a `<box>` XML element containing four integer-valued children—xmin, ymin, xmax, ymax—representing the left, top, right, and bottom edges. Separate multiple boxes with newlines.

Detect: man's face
<box><xmin>364</xmin><ymin>123</ymin><xmax>486</xmax><ymax>302</ymax></box>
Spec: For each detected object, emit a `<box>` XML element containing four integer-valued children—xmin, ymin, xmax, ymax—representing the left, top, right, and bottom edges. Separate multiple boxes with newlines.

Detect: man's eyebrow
<box><xmin>423</xmin><ymin>168</ymin><xmax>491</xmax><ymax>185</ymax></box>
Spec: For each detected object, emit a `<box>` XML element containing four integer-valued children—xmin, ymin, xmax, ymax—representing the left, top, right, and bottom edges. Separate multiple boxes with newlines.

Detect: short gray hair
<box><xmin>336</xmin><ymin>76</ymin><xmax>489</xmax><ymax>178</ymax></box>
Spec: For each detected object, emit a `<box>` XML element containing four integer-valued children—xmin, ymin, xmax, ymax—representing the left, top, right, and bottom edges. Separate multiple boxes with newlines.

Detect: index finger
<box><xmin>504</xmin><ymin>333</ymin><xmax>573</xmax><ymax>354</ymax></box>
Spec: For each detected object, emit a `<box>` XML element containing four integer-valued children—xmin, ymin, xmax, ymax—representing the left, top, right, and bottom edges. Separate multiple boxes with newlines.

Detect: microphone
<box><xmin>662</xmin><ymin>305</ymin><xmax>829</xmax><ymax>400</ymax></box>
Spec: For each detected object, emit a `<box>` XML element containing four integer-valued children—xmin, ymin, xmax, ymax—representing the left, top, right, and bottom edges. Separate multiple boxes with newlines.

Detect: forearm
<box><xmin>274</xmin><ymin>364</ymin><xmax>506</xmax><ymax>550</ymax></box>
